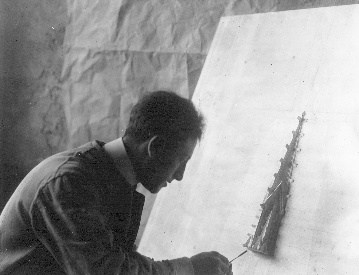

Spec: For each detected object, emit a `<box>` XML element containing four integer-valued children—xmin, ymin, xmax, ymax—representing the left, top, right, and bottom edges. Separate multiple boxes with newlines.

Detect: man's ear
<box><xmin>147</xmin><ymin>135</ymin><xmax>166</xmax><ymax>158</ymax></box>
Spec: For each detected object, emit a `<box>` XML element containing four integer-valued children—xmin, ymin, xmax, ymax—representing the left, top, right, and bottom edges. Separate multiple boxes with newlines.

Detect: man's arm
<box><xmin>30</xmin><ymin>175</ymin><xmax>192</xmax><ymax>275</ymax></box>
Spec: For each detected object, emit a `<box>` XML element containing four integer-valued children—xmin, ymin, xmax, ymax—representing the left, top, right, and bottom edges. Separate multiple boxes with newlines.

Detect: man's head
<box><xmin>123</xmin><ymin>91</ymin><xmax>205</xmax><ymax>193</ymax></box>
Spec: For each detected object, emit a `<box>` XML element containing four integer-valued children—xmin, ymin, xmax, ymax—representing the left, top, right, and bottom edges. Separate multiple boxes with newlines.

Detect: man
<box><xmin>0</xmin><ymin>91</ymin><xmax>232</xmax><ymax>274</ymax></box>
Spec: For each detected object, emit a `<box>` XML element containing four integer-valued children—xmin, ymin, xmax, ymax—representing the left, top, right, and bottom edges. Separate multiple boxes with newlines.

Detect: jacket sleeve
<box><xmin>29</xmin><ymin>175</ymin><xmax>194</xmax><ymax>275</ymax></box>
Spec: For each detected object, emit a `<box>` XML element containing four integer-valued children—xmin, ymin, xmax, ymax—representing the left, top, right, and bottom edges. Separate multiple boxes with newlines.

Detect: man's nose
<box><xmin>173</xmin><ymin>162</ymin><xmax>187</xmax><ymax>181</ymax></box>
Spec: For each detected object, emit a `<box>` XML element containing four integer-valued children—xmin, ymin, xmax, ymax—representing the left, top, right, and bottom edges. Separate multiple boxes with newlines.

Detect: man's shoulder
<box><xmin>41</xmin><ymin>140</ymin><xmax>109</xmax><ymax>176</ymax></box>
<box><xmin>16</xmin><ymin>141</ymin><xmax>112</xmax><ymax>192</ymax></box>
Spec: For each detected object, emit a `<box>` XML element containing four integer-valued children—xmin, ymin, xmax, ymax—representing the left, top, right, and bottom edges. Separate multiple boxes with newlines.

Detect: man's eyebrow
<box><xmin>183</xmin><ymin>155</ymin><xmax>191</xmax><ymax>162</ymax></box>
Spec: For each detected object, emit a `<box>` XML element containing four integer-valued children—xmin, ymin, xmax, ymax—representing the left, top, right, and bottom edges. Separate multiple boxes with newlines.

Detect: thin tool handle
<box><xmin>229</xmin><ymin>250</ymin><xmax>247</xmax><ymax>263</ymax></box>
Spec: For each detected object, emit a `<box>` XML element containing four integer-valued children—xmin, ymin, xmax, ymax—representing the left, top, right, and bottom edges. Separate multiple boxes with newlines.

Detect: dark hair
<box><xmin>125</xmin><ymin>91</ymin><xmax>205</xmax><ymax>148</ymax></box>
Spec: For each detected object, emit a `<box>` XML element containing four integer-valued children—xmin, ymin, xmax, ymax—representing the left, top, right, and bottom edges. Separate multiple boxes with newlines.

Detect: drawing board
<box><xmin>138</xmin><ymin>5</ymin><xmax>359</xmax><ymax>274</ymax></box>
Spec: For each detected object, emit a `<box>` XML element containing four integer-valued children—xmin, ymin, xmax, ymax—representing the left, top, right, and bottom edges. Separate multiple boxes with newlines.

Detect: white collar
<box><xmin>104</xmin><ymin>137</ymin><xmax>138</xmax><ymax>187</ymax></box>
<box><xmin>104</xmin><ymin>138</ymin><xmax>151</xmax><ymax>196</ymax></box>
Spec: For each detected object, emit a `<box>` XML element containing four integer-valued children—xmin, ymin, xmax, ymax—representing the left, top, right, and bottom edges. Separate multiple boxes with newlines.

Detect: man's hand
<box><xmin>190</xmin><ymin>251</ymin><xmax>233</xmax><ymax>275</ymax></box>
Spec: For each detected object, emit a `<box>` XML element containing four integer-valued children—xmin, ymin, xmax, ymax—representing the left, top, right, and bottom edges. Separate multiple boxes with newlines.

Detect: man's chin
<box><xmin>141</xmin><ymin>181</ymin><xmax>166</xmax><ymax>194</ymax></box>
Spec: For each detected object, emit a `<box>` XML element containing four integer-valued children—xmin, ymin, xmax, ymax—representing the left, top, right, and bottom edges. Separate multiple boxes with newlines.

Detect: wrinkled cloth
<box><xmin>0</xmin><ymin>141</ymin><xmax>194</xmax><ymax>274</ymax></box>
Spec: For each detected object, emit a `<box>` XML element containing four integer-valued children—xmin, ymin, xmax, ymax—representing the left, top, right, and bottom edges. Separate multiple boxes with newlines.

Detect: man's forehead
<box><xmin>178</xmin><ymin>138</ymin><xmax>197</xmax><ymax>157</ymax></box>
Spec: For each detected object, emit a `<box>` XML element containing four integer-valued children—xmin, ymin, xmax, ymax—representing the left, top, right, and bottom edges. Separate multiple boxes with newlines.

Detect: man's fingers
<box><xmin>210</xmin><ymin>251</ymin><xmax>229</xmax><ymax>264</ymax></box>
<box><xmin>217</xmin><ymin>253</ymin><xmax>230</xmax><ymax>265</ymax></box>
<box><xmin>209</xmin><ymin>251</ymin><xmax>231</xmax><ymax>275</ymax></box>
<box><xmin>217</xmin><ymin>257</ymin><xmax>231</xmax><ymax>275</ymax></box>
<box><xmin>190</xmin><ymin>251</ymin><xmax>233</xmax><ymax>275</ymax></box>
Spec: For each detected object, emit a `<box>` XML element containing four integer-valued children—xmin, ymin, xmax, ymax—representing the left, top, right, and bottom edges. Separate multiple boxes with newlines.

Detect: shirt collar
<box><xmin>105</xmin><ymin>137</ymin><xmax>138</xmax><ymax>187</ymax></box>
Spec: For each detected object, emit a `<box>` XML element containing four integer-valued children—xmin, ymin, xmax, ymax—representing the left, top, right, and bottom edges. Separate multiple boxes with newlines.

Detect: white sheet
<box><xmin>139</xmin><ymin>5</ymin><xmax>359</xmax><ymax>274</ymax></box>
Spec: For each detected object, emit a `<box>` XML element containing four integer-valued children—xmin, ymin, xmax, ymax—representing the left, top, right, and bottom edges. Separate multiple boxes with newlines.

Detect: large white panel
<box><xmin>139</xmin><ymin>5</ymin><xmax>359</xmax><ymax>274</ymax></box>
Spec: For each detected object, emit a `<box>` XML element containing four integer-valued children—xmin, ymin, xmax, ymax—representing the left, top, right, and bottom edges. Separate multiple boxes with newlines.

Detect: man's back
<box><xmin>0</xmin><ymin>141</ymin><xmax>141</xmax><ymax>274</ymax></box>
